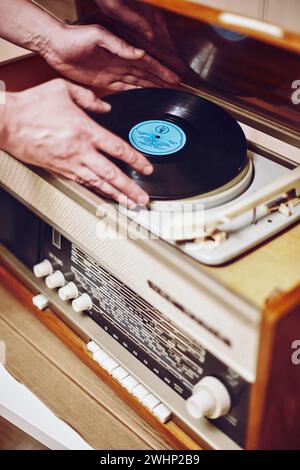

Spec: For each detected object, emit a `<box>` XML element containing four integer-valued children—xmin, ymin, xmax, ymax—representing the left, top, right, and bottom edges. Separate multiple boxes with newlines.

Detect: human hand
<box><xmin>95</xmin><ymin>1</ymin><xmax>187</xmax><ymax>82</ymax></box>
<box><xmin>42</xmin><ymin>23</ymin><xmax>180</xmax><ymax>90</ymax></box>
<box><xmin>0</xmin><ymin>79</ymin><xmax>153</xmax><ymax>207</ymax></box>
<box><xmin>0</xmin><ymin>0</ymin><xmax>179</xmax><ymax>90</ymax></box>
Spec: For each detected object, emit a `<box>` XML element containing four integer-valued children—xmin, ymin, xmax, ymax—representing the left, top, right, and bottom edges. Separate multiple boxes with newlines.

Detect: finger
<box><xmin>89</xmin><ymin>122</ymin><xmax>153</xmax><ymax>175</ymax></box>
<box><xmin>122</xmin><ymin>73</ymin><xmax>169</xmax><ymax>88</ymax></box>
<box><xmin>93</xmin><ymin>25</ymin><xmax>145</xmax><ymax>60</ymax></box>
<box><xmin>128</xmin><ymin>65</ymin><xmax>168</xmax><ymax>83</ymax></box>
<box><xmin>84</xmin><ymin>152</ymin><xmax>150</xmax><ymax>206</ymax></box>
<box><xmin>73</xmin><ymin>165</ymin><xmax>137</xmax><ymax>208</ymax></box>
<box><xmin>65</xmin><ymin>81</ymin><xmax>111</xmax><ymax>113</ymax></box>
<box><xmin>108</xmin><ymin>82</ymin><xmax>142</xmax><ymax>91</ymax></box>
<box><xmin>139</xmin><ymin>53</ymin><xmax>180</xmax><ymax>84</ymax></box>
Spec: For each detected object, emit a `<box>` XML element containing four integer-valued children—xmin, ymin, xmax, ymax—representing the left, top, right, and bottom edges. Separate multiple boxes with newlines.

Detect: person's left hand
<box><xmin>42</xmin><ymin>24</ymin><xmax>180</xmax><ymax>90</ymax></box>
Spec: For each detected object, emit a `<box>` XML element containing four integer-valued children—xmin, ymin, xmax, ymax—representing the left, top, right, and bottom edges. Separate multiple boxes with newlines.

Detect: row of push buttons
<box><xmin>87</xmin><ymin>340</ymin><xmax>172</xmax><ymax>424</ymax></box>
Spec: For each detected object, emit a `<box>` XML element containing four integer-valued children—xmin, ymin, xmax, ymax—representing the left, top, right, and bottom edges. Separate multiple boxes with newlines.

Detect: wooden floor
<box><xmin>0</xmin><ymin>417</ymin><xmax>48</xmax><ymax>450</ymax></box>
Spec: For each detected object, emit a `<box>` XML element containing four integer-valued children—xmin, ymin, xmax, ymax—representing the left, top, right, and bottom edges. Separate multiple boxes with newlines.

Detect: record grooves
<box><xmin>90</xmin><ymin>88</ymin><xmax>248</xmax><ymax>200</ymax></box>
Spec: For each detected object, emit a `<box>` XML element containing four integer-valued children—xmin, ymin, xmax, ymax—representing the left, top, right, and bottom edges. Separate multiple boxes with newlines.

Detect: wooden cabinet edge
<box><xmin>246</xmin><ymin>284</ymin><xmax>300</xmax><ymax>449</ymax></box>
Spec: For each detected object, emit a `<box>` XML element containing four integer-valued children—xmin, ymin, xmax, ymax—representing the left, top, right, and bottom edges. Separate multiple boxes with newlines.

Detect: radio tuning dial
<box><xmin>45</xmin><ymin>270</ymin><xmax>65</xmax><ymax>289</ymax></box>
<box><xmin>72</xmin><ymin>293</ymin><xmax>93</xmax><ymax>313</ymax></box>
<box><xmin>33</xmin><ymin>259</ymin><xmax>53</xmax><ymax>278</ymax></box>
<box><xmin>186</xmin><ymin>376</ymin><xmax>231</xmax><ymax>420</ymax></box>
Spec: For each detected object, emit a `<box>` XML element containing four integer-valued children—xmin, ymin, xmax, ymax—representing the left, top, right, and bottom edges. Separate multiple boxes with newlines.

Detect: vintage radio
<box><xmin>0</xmin><ymin>0</ymin><xmax>300</xmax><ymax>450</ymax></box>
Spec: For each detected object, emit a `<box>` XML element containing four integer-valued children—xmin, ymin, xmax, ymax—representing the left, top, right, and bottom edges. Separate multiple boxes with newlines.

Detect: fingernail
<box><xmin>103</xmin><ymin>102</ymin><xmax>111</xmax><ymax>111</ymax></box>
<box><xmin>118</xmin><ymin>194</ymin><xmax>127</xmax><ymax>206</ymax></box>
<box><xmin>128</xmin><ymin>200</ymin><xmax>137</xmax><ymax>210</ymax></box>
<box><xmin>143</xmin><ymin>165</ymin><xmax>153</xmax><ymax>175</ymax></box>
<box><xmin>138</xmin><ymin>194</ymin><xmax>149</xmax><ymax>206</ymax></box>
<box><xmin>164</xmin><ymin>71</ymin><xmax>181</xmax><ymax>84</ymax></box>
<box><xmin>169</xmin><ymin>75</ymin><xmax>181</xmax><ymax>84</ymax></box>
<box><xmin>134</xmin><ymin>48</ymin><xmax>145</xmax><ymax>56</ymax></box>
<box><xmin>145</xmin><ymin>31</ymin><xmax>154</xmax><ymax>40</ymax></box>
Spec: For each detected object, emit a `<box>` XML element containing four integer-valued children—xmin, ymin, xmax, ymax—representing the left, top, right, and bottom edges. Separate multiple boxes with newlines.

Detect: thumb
<box><xmin>93</xmin><ymin>25</ymin><xmax>145</xmax><ymax>59</ymax></box>
<box><xmin>65</xmin><ymin>81</ymin><xmax>111</xmax><ymax>113</ymax></box>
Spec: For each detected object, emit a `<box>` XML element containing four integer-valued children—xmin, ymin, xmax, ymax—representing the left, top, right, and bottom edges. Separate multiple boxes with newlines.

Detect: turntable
<box><xmin>91</xmin><ymin>87</ymin><xmax>300</xmax><ymax>265</ymax></box>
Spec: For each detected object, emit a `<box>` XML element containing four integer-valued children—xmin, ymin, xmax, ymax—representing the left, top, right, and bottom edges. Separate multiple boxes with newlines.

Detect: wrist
<box><xmin>28</xmin><ymin>16</ymin><xmax>65</xmax><ymax>57</ymax></box>
<box><xmin>38</xmin><ymin>21</ymin><xmax>72</xmax><ymax>65</ymax></box>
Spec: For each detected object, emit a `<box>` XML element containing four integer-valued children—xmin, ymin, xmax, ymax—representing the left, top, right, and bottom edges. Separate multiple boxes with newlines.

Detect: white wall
<box><xmin>190</xmin><ymin>0</ymin><xmax>300</xmax><ymax>33</ymax></box>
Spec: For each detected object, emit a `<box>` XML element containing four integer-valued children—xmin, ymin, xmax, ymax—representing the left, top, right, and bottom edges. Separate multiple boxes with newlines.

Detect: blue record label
<box><xmin>211</xmin><ymin>25</ymin><xmax>247</xmax><ymax>41</ymax></box>
<box><xmin>128</xmin><ymin>119</ymin><xmax>186</xmax><ymax>156</ymax></box>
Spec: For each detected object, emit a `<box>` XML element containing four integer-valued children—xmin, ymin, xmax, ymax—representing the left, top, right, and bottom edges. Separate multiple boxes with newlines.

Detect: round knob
<box><xmin>58</xmin><ymin>282</ymin><xmax>79</xmax><ymax>301</ymax></box>
<box><xmin>72</xmin><ymin>293</ymin><xmax>92</xmax><ymax>313</ymax></box>
<box><xmin>45</xmin><ymin>270</ymin><xmax>65</xmax><ymax>289</ymax></box>
<box><xmin>33</xmin><ymin>259</ymin><xmax>53</xmax><ymax>278</ymax></box>
<box><xmin>186</xmin><ymin>376</ymin><xmax>231</xmax><ymax>420</ymax></box>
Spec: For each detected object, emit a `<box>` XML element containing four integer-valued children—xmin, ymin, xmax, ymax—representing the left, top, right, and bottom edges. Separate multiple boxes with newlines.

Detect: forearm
<box><xmin>0</xmin><ymin>0</ymin><xmax>63</xmax><ymax>55</ymax></box>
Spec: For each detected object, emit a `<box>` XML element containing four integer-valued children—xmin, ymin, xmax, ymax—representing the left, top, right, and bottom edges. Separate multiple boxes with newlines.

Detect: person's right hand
<box><xmin>0</xmin><ymin>79</ymin><xmax>153</xmax><ymax>208</ymax></box>
<box><xmin>42</xmin><ymin>23</ymin><xmax>179</xmax><ymax>91</ymax></box>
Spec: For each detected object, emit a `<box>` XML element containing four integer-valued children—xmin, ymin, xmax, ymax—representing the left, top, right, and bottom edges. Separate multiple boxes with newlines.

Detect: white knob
<box><xmin>186</xmin><ymin>376</ymin><xmax>231</xmax><ymax>420</ymax></box>
<box><xmin>32</xmin><ymin>294</ymin><xmax>49</xmax><ymax>311</ymax></box>
<box><xmin>45</xmin><ymin>270</ymin><xmax>65</xmax><ymax>289</ymax></box>
<box><xmin>58</xmin><ymin>282</ymin><xmax>79</xmax><ymax>301</ymax></box>
<box><xmin>33</xmin><ymin>259</ymin><xmax>53</xmax><ymax>278</ymax></box>
<box><xmin>72</xmin><ymin>293</ymin><xmax>92</xmax><ymax>312</ymax></box>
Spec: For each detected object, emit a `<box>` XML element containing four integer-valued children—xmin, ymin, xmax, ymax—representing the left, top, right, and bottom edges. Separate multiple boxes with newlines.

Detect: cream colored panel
<box><xmin>264</xmin><ymin>0</ymin><xmax>300</xmax><ymax>34</ymax></box>
<box><xmin>241</xmin><ymin>124</ymin><xmax>300</xmax><ymax>165</ymax></box>
<box><xmin>190</xmin><ymin>0</ymin><xmax>265</xmax><ymax>19</ymax></box>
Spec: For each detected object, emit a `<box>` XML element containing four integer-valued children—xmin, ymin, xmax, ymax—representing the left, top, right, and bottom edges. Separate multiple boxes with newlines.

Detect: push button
<box><xmin>153</xmin><ymin>403</ymin><xmax>172</xmax><ymax>423</ymax></box>
<box><xmin>32</xmin><ymin>294</ymin><xmax>49</xmax><ymax>310</ymax></box>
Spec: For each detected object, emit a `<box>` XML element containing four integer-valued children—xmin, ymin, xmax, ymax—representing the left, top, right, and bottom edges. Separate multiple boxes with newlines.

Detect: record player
<box><xmin>0</xmin><ymin>0</ymin><xmax>300</xmax><ymax>451</ymax></box>
<box><xmin>89</xmin><ymin>86</ymin><xmax>300</xmax><ymax>265</ymax></box>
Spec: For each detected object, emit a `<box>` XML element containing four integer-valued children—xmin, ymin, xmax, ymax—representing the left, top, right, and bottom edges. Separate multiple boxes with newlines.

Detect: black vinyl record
<box><xmin>90</xmin><ymin>88</ymin><xmax>248</xmax><ymax>200</ymax></box>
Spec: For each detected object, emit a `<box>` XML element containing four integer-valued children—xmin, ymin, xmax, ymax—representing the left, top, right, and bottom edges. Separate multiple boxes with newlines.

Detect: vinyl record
<box><xmin>90</xmin><ymin>88</ymin><xmax>248</xmax><ymax>200</ymax></box>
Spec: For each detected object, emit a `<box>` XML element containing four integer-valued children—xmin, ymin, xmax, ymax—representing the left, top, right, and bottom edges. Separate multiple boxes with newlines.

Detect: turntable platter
<box><xmin>90</xmin><ymin>88</ymin><xmax>248</xmax><ymax>200</ymax></box>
